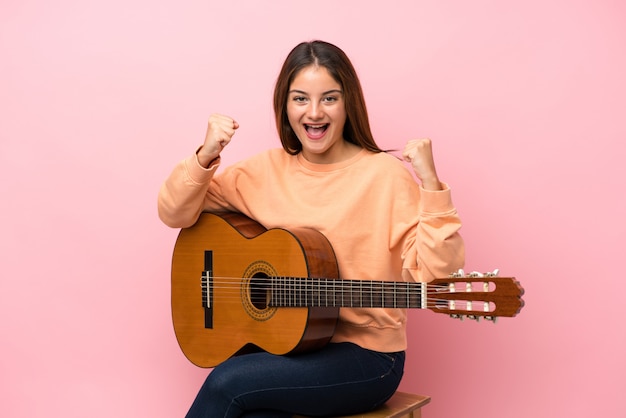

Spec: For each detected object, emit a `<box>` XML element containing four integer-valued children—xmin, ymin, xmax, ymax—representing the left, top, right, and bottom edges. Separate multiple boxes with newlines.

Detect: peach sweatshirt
<box><xmin>158</xmin><ymin>148</ymin><xmax>464</xmax><ymax>353</ymax></box>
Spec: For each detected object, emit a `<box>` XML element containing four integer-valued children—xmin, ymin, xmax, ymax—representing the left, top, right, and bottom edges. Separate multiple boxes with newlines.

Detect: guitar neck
<box><xmin>268</xmin><ymin>277</ymin><xmax>425</xmax><ymax>309</ymax></box>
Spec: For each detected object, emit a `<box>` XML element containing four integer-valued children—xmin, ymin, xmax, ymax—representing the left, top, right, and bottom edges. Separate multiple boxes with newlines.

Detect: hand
<box><xmin>197</xmin><ymin>114</ymin><xmax>239</xmax><ymax>167</ymax></box>
<box><xmin>402</xmin><ymin>138</ymin><xmax>442</xmax><ymax>190</ymax></box>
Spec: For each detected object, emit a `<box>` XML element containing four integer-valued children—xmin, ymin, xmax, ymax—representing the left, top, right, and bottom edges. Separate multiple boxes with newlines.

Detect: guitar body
<box><xmin>171</xmin><ymin>212</ymin><xmax>340</xmax><ymax>368</ymax></box>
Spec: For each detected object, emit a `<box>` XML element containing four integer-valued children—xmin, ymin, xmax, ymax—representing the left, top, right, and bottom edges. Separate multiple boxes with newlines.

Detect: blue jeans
<box><xmin>185</xmin><ymin>342</ymin><xmax>405</xmax><ymax>418</ymax></box>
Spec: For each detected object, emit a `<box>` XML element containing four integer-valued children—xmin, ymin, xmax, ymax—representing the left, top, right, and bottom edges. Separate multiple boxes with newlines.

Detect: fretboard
<box><xmin>268</xmin><ymin>277</ymin><xmax>425</xmax><ymax>309</ymax></box>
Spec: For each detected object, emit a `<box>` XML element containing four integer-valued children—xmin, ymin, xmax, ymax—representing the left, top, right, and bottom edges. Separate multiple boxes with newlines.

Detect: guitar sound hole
<box><xmin>250</xmin><ymin>273</ymin><xmax>270</xmax><ymax>310</ymax></box>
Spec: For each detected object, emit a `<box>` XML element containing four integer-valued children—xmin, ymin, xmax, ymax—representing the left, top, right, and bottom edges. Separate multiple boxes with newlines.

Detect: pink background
<box><xmin>2</xmin><ymin>1</ymin><xmax>625</xmax><ymax>417</ymax></box>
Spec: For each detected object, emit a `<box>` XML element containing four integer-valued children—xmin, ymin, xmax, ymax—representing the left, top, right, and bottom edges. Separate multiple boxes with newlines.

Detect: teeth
<box><xmin>305</xmin><ymin>124</ymin><xmax>328</xmax><ymax>131</ymax></box>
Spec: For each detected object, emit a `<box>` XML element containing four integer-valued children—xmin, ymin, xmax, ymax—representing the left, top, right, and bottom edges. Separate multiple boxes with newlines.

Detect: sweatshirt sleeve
<box><xmin>157</xmin><ymin>153</ymin><xmax>221</xmax><ymax>228</ymax></box>
<box><xmin>402</xmin><ymin>182</ymin><xmax>465</xmax><ymax>282</ymax></box>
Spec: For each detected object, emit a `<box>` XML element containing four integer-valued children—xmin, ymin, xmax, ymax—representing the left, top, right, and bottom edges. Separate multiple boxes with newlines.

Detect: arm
<box><xmin>157</xmin><ymin>114</ymin><xmax>238</xmax><ymax>228</ymax></box>
<box><xmin>402</xmin><ymin>184</ymin><xmax>465</xmax><ymax>282</ymax></box>
<box><xmin>401</xmin><ymin>138</ymin><xmax>465</xmax><ymax>281</ymax></box>
<box><xmin>157</xmin><ymin>153</ymin><xmax>220</xmax><ymax>228</ymax></box>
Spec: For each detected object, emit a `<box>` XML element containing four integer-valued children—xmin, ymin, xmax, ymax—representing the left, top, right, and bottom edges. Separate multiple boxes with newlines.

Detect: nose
<box><xmin>306</xmin><ymin>101</ymin><xmax>324</xmax><ymax>120</ymax></box>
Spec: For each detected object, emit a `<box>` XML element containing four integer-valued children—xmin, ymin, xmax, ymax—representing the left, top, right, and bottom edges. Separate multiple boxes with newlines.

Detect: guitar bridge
<box><xmin>202</xmin><ymin>250</ymin><xmax>214</xmax><ymax>328</ymax></box>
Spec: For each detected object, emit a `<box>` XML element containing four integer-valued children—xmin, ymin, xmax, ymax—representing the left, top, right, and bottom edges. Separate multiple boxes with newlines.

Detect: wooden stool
<box><xmin>294</xmin><ymin>391</ymin><xmax>431</xmax><ymax>418</ymax></box>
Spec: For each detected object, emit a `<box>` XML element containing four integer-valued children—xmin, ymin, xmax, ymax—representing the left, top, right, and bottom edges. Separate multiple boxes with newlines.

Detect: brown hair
<box><xmin>273</xmin><ymin>40</ymin><xmax>383</xmax><ymax>155</ymax></box>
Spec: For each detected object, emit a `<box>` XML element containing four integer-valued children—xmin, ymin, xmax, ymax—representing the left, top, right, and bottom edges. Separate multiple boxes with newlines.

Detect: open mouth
<box><xmin>304</xmin><ymin>123</ymin><xmax>329</xmax><ymax>138</ymax></box>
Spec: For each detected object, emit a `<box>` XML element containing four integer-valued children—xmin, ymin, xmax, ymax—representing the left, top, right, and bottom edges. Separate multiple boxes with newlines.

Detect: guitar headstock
<box><xmin>426</xmin><ymin>269</ymin><xmax>524</xmax><ymax>322</ymax></box>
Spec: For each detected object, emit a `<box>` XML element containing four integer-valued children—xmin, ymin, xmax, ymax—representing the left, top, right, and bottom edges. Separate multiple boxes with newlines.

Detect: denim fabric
<box><xmin>185</xmin><ymin>342</ymin><xmax>405</xmax><ymax>418</ymax></box>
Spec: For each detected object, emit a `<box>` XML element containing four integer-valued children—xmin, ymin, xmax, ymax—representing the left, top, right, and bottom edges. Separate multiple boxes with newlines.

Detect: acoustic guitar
<box><xmin>171</xmin><ymin>212</ymin><xmax>524</xmax><ymax>368</ymax></box>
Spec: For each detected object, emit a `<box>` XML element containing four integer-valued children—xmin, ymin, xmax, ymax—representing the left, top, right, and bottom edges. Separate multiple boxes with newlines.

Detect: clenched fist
<box><xmin>402</xmin><ymin>138</ymin><xmax>442</xmax><ymax>191</ymax></box>
<box><xmin>197</xmin><ymin>114</ymin><xmax>239</xmax><ymax>168</ymax></box>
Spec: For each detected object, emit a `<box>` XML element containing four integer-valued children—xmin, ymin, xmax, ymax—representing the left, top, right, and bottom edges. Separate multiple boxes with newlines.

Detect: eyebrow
<box><xmin>288</xmin><ymin>89</ymin><xmax>343</xmax><ymax>95</ymax></box>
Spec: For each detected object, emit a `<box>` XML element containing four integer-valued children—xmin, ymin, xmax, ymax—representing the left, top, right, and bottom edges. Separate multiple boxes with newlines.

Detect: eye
<box><xmin>291</xmin><ymin>96</ymin><xmax>308</xmax><ymax>103</ymax></box>
<box><xmin>322</xmin><ymin>95</ymin><xmax>339</xmax><ymax>104</ymax></box>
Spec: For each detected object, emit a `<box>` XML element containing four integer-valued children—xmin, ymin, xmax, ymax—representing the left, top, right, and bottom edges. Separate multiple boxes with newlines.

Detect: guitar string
<box><xmin>203</xmin><ymin>278</ymin><xmax>495</xmax><ymax>292</ymax></box>
<box><xmin>205</xmin><ymin>276</ymin><xmax>464</xmax><ymax>286</ymax></box>
<box><xmin>193</xmin><ymin>276</ymin><xmax>501</xmax><ymax>310</ymax></box>
<box><xmin>203</xmin><ymin>276</ymin><xmax>492</xmax><ymax>293</ymax></box>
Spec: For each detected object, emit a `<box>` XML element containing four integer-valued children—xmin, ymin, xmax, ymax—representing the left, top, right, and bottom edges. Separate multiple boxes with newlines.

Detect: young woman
<box><xmin>158</xmin><ymin>40</ymin><xmax>464</xmax><ymax>418</ymax></box>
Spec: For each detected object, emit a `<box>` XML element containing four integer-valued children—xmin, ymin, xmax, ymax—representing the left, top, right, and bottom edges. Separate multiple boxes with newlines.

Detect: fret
<box><xmin>360</xmin><ymin>281</ymin><xmax>371</xmax><ymax>308</ymax></box>
<box><xmin>358</xmin><ymin>281</ymin><xmax>365</xmax><ymax>308</ymax></box>
<box><xmin>279</xmin><ymin>276</ymin><xmax>285</xmax><ymax>307</ymax></box>
<box><xmin>295</xmin><ymin>276</ymin><xmax>300</xmax><ymax>306</ymax></box>
<box><xmin>324</xmin><ymin>279</ymin><xmax>334</xmax><ymax>306</ymax></box>
<box><xmin>405</xmin><ymin>282</ymin><xmax>410</xmax><ymax>308</ymax></box>
<box><xmin>339</xmin><ymin>280</ymin><xmax>346</xmax><ymax>306</ymax></box>
<box><xmin>310</xmin><ymin>277</ymin><xmax>315</xmax><ymax>306</ymax></box>
<box><xmin>282</xmin><ymin>276</ymin><xmax>287</xmax><ymax>307</ymax></box>
<box><xmin>271</xmin><ymin>277</ymin><xmax>277</xmax><ymax>306</ymax></box>
<box><xmin>316</xmin><ymin>278</ymin><xmax>321</xmax><ymax>307</ymax></box>
<box><xmin>383</xmin><ymin>281</ymin><xmax>390</xmax><ymax>308</ymax></box>
<box><xmin>351</xmin><ymin>280</ymin><xmax>360</xmax><ymax>307</ymax></box>
<box><xmin>349</xmin><ymin>279</ymin><xmax>354</xmax><ymax>307</ymax></box>
<box><xmin>303</xmin><ymin>277</ymin><xmax>308</xmax><ymax>306</ymax></box>
<box><xmin>372</xmin><ymin>281</ymin><xmax>378</xmax><ymax>307</ymax></box>
<box><xmin>393</xmin><ymin>282</ymin><xmax>398</xmax><ymax>308</ymax></box>
<box><xmin>326</xmin><ymin>279</ymin><xmax>332</xmax><ymax>307</ymax></box>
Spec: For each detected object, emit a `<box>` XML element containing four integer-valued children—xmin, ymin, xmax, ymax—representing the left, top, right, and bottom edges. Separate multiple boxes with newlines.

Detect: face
<box><xmin>286</xmin><ymin>65</ymin><xmax>349</xmax><ymax>164</ymax></box>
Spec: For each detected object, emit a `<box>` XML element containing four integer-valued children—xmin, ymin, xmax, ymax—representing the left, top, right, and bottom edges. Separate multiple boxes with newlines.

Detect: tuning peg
<box><xmin>450</xmin><ymin>314</ymin><xmax>464</xmax><ymax>321</ymax></box>
<box><xmin>484</xmin><ymin>316</ymin><xmax>498</xmax><ymax>324</ymax></box>
<box><xmin>467</xmin><ymin>315</ymin><xmax>480</xmax><ymax>322</ymax></box>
